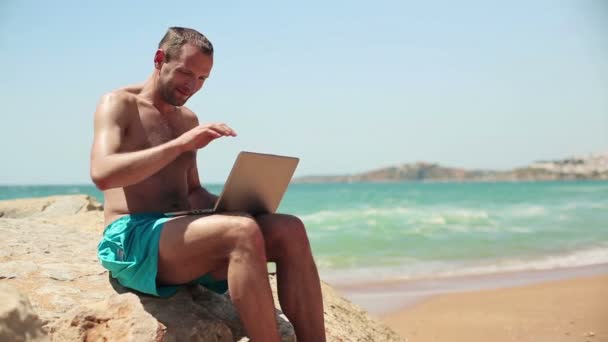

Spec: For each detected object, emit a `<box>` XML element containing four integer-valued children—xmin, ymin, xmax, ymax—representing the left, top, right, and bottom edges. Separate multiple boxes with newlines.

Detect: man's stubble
<box><xmin>158</xmin><ymin>78</ymin><xmax>188</xmax><ymax>107</ymax></box>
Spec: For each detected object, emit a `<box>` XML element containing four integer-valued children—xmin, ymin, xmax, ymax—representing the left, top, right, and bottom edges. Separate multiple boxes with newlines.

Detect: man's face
<box><xmin>157</xmin><ymin>43</ymin><xmax>213</xmax><ymax>107</ymax></box>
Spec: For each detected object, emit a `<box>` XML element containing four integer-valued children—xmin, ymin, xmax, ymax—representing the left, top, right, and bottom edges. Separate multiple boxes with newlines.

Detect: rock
<box><xmin>49</xmin><ymin>293</ymin><xmax>164</xmax><ymax>342</ymax></box>
<box><xmin>0</xmin><ymin>195</ymin><xmax>404</xmax><ymax>341</ymax></box>
<box><xmin>103</xmin><ymin>278</ymin><xmax>295</xmax><ymax>341</ymax></box>
<box><xmin>0</xmin><ymin>261</ymin><xmax>39</xmax><ymax>280</ymax></box>
<box><xmin>0</xmin><ymin>283</ymin><xmax>49</xmax><ymax>342</ymax></box>
<box><xmin>0</xmin><ymin>195</ymin><xmax>102</xmax><ymax>219</ymax></box>
<box><xmin>318</xmin><ymin>283</ymin><xmax>403</xmax><ymax>341</ymax></box>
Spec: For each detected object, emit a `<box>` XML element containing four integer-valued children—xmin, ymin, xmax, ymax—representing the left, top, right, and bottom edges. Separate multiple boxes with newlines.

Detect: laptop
<box><xmin>166</xmin><ymin>151</ymin><xmax>299</xmax><ymax>216</ymax></box>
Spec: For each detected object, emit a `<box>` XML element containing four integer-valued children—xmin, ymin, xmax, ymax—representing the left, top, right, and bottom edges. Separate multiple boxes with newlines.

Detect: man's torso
<box><xmin>103</xmin><ymin>85</ymin><xmax>196</xmax><ymax>223</ymax></box>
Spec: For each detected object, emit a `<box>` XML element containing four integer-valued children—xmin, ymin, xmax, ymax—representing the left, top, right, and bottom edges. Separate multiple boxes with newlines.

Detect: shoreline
<box><xmin>379</xmin><ymin>273</ymin><xmax>608</xmax><ymax>342</ymax></box>
<box><xmin>328</xmin><ymin>263</ymin><xmax>608</xmax><ymax>316</ymax></box>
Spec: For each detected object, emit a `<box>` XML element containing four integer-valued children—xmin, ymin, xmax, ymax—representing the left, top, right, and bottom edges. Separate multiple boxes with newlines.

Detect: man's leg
<box><xmin>157</xmin><ymin>213</ymin><xmax>281</xmax><ymax>342</ymax></box>
<box><xmin>256</xmin><ymin>214</ymin><xmax>327</xmax><ymax>342</ymax></box>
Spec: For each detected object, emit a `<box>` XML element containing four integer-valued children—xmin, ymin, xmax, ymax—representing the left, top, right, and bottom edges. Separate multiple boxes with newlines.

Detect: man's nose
<box><xmin>184</xmin><ymin>80</ymin><xmax>195</xmax><ymax>92</ymax></box>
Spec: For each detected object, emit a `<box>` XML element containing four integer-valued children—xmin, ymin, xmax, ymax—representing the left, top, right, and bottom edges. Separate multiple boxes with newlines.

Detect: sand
<box><xmin>379</xmin><ymin>274</ymin><xmax>608</xmax><ymax>342</ymax></box>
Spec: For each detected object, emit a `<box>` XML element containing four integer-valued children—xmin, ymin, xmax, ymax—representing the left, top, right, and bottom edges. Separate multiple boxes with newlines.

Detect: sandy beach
<box><xmin>379</xmin><ymin>273</ymin><xmax>608</xmax><ymax>342</ymax></box>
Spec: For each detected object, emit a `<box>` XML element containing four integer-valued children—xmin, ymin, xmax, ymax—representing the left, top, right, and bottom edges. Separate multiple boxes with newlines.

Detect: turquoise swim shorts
<box><xmin>97</xmin><ymin>213</ymin><xmax>228</xmax><ymax>297</ymax></box>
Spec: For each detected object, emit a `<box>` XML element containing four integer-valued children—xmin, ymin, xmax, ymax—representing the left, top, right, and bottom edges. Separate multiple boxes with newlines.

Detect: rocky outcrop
<box><xmin>0</xmin><ymin>195</ymin><xmax>403</xmax><ymax>341</ymax></box>
<box><xmin>0</xmin><ymin>284</ymin><xmax>49</xmax><ymax>342</ymax></box>
<box><xmin>0</xmin><ymin>195</ymin><xmax>103</xmax><ymax>219</ymax></box>
<box><xmin>295</xmin><ymin>152</ymin><xmax>608</xmax><ymax>183</ymax></box>
<box><xmin>48</xmin><ymin>293</ymin><xmax>164</xmax><ymax>342</ymax></box>
<box><xmin>529</xmin><ymin>153</ymin><xmax>608</xmax><ymax>176</ymax></box>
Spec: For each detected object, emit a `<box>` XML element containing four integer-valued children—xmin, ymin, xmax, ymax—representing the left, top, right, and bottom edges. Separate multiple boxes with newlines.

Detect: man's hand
<box><xmin>176</xmin><ymin>123</ymin><xmax>237</xmax><ymax>152</ymax></box>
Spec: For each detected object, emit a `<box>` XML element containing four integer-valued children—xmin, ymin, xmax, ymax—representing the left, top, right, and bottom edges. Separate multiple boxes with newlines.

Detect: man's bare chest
<box><xmin>122</xmin><ymin>113</ymin><xmax>195</xmax><ymax>177</ymax></box>
<box><xmin>126</xmin><ymin>109</ymin><xmax>188</xmax><ymax>149</ymax></box>
<box><xmin>141</xmin><ymin>117</ymin><xmax>176</xmax><ymax>147</ymax></box>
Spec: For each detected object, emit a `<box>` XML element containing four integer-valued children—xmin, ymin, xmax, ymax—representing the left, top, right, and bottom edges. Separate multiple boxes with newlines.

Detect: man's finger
<box><xmin>206</xmin><ymin>128</ymin><xmax>223</xmax><ymax>136</ymax></box>
<box><xmin>206</xmin><ymin>126</ymin><xmax>230</xmax><ymax>137</ymax></box>
<box><xmin>213</xmin><ymin>125</ymin><xmax>235</xmax><ymax>136</ymax></box>
<box><xmin>218</xmin><ymin>124</ymin><xmax>237</xmax><ymax>136</ymax></box>
<box><xmin>201</xmin><ymin>123</ymin><xmax>236</xmax><ymax>137</ymax></box>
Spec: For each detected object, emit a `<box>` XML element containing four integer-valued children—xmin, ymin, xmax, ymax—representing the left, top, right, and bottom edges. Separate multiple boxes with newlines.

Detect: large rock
<box><xmin>0</xmin><ymin>195</ymin><xmax>404</xmax><ymax>341</ymax></box>
<box><xmin>0</xmin><ymin>195</ymin><xmax>103</xmax><ymax>219</ymax></box>
<box><xmin>0</xmin><ymin>283</ymin><xmax>49</xmax><ymax>342</ymax></box>
<box><xmin>49</xmin><ymin>293</ymin><xmax>164</xmax><ymax>342</ymax></box>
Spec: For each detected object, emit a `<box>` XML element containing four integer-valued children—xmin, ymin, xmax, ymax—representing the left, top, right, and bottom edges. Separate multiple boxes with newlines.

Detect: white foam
<box><xmin>508</xmin><ymin>226</ymin><xmax>533</xmax><ymax>233</ymax></box>
<box><xmin>510</xmin><ymin>205</ymin><xmax>547</xmax><ymax>217</ymax></box>
<box><xmin>303</xmin><ymin>206</ymin><xmax>498</xmax><ymax>230</ymax></box>
<box><xmin>320</xmin><ymin>245</ymin><xmax>608</xmax><ymax>285</ymax></box>
<box><xmin>445</xmin><ymin>209</ymin><xmax>490</xmax><ymax>220</ymax></box>
<box><xmin>421</xmin><ymin>216</ymin><xmax>446</xmax><ymax>225</ymax></box>
<box><xmin>299</xmin><ymin>206</ymin><xmax>414</xmax><ymax>224</ymax></box>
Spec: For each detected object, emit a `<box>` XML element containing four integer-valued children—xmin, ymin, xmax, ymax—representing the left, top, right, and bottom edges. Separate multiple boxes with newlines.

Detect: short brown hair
<box><xmin>158</xmin><ymin>27</ymin><xmax>213</xmax><ymax>61</ymax></box>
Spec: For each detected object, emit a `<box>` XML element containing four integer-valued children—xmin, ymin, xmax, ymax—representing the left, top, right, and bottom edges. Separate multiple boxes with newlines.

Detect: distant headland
<box><xmin>295</xmin><ymin>153</ymin><xmax>608</xmax><ymax>183</ymax></box>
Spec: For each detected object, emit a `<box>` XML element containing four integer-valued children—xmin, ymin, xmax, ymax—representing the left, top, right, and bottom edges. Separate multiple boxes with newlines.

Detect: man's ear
<box><xmin>154</xmin><ymin>49</ymin><xmax>165</xmax><ymax>69</ymax></box>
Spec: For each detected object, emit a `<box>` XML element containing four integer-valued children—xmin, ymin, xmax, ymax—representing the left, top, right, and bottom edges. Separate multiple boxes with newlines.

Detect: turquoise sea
<box><xmin>2</xmin><ymin>181</ymin><xmax>607</xmax><ymax>285</ymax></box>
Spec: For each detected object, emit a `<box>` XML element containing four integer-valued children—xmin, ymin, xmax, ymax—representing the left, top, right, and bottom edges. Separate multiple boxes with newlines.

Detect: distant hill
<box><xmin>294</xmin><ymin>153</ymin><xmax>608</xmax><ymax>183</ymax></box>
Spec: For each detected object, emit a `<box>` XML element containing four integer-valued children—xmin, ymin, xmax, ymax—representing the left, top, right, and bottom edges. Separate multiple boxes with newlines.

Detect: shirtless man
<box><xmin>90</xmin><ymin>27</ymin><xmax>326</xmax><ymax>342</ymax></box>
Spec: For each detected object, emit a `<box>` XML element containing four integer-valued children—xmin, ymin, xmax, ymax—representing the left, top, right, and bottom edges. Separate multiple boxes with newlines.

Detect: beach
<box><xmin>379</xmin><ymin>272</ymin><xmax>608</xmax><ymax>342</ymax></box>
<box><xmin>329</xmin><ymin>264</ymin><xmax>608</xmax><ymax>341</ymax></box>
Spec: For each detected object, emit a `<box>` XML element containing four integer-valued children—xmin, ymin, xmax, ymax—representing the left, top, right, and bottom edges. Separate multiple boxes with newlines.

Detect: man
<box><xmin>90</xmin><ymin>27</ymin><xmax>326</xmax><ymax>342</ymax></box>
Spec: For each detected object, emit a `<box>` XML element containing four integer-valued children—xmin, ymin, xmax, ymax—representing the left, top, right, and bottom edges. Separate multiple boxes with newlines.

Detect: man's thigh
<box><xmin>157</xmin><ymin>213</ymin><xmax>252</xmax><ymax>285</ymax></box>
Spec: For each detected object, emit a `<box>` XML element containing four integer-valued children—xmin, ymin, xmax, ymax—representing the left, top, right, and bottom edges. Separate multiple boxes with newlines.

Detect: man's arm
<box><xmin>187</xmin><ymin>156</ymin><xmax>219</xmax><ymax>209</ymax></box>
<box><xmin>90</xmin><ymin>93</ymin><xmax>185</xmax><ymax>190</ymax></box>
<box><xmin>183</xmin><ymin>108</ymin><xmax>233</xmax><ymax>209</ymax></box>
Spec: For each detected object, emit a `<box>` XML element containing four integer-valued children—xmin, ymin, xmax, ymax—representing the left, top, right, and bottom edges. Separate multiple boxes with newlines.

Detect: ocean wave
<box><xmin>433</xmin><ymin>246</ymin><xmax>608</xmax><ymax>278</ymax></box>
<box><xmin>404</xmin><ymin>209</ymin><xmax>500</xmax><ymax>234</ymax></box>
<box><xmin>319</xmin><ymin>245</ymin><xmax>608</xmax><ymax>284</ymax></box>
<box><xmin>301</xmin><ymin>207</ymin><xmax>493</xmax><ymax>225</ymax></box>
<box><xmin>299</xmin><ymin>206</ymin><xmax>413</xmax><ymax>224</ymax></box>
<box><xmin>560</xmin><ymin>201</ymin><xmax>608</xmax><ymax>210</ymax></box>
<box><xmin>302</xmin><ymin>206</ymin><xmax>544</xmax><ymax>235</ymax></box>
<box><xmin>301</xmin><ymin>201</ymin><xmax>606</xmax><ymax>238</ymax></box>
<box><xmin>554</xmin><ymin>185</ymin><xmax>608</xmax><ymax>194</ymax></box>
<box><xmin>508</xmin><ymin>205</ymin><xmax>547</xmax><ymax>218</ymax></box>
<box><xmin>405</xmin><ymin>223</ymin><xmax>536</xmax><ymax>235</ymax></box>
<box><xmin>508</xmin><ymin>226</ymin><xmax>533</xmax><ymax>233</ymax></box>
<box><xmin>420</xmin><ymin>209</ymin><xmax>492</xmax><ymax>225</ymax></box>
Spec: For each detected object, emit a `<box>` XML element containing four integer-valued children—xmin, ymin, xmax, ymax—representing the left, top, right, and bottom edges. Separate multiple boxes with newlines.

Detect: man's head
<box><xmin>154</xmin><ymin>27</ymin><xmax>214</xmax><ymax>107</ymax></box>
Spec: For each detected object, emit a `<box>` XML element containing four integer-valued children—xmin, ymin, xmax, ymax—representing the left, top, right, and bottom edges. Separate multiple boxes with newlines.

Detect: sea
<box><xmin>2</xmin><ymin>181</ymin><xmax>607</xmax><ymax>288</ymax></box>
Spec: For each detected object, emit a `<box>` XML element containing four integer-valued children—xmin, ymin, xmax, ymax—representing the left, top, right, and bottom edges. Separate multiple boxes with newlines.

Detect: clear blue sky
<box><xmin>1</xmin><ymin>0</ymin><xmax>606</xmax><ymax>184</ymax></box>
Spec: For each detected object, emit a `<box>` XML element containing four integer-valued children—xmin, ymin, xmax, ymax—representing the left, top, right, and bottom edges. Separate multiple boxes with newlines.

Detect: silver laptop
<box><xmin>166</xmin><ymin>151</ymin><xmax>299</xmax><ymax>216</ymax></box>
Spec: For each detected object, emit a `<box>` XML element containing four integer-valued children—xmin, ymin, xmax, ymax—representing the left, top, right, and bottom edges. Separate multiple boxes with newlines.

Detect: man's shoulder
<box><xmin>96</xmin><ymin>87</ymin><xmax>140</xmax><ymax>117</ymax></box>
<box><xmin>178</xmin><ymin>106</ymin><xmax>199</xmax><ymax>127</ymax></box>
<box><xmin>99</xmin><ymin>87</ymin><xmax>139</xmax><ymax>108</ymax></box>
<box><xmin>179</xmin><ymin>105</ymin><xmax>197</xmax><ymax>119</ymax></box>
<box><xmin>94</xmin><ymin>88</ymin><xmax>140</xmax><ymax>126</ymax></box>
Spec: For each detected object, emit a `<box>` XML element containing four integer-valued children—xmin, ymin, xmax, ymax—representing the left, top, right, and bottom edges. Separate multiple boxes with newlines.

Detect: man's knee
<box><xmin>265</xmin><ymin>214</ymin><xmax>311</xmax><ymax>257</ymax></box>
<box><xmin>284</xmin><ymin>215</ymin><xmax>311</xmax><ymax>253</ymax></box>
<box><xmin>226</xmin><ymin>214</ymin><xmax>266</xmax><ymax>261</ymax></box>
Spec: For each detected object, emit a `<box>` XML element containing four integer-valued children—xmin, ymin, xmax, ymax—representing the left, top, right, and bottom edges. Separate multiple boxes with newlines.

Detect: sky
<box><xmin>0</xmin><ymin>0</ymin><xmax>607</xmax><ymax>184</ymax></box>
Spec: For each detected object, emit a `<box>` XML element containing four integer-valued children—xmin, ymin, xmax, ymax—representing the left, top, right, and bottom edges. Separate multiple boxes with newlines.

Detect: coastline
<box><xmin>329</xmin><ymin>263</ymin><xmax>608</xmax><ymax>315</ymax></box>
